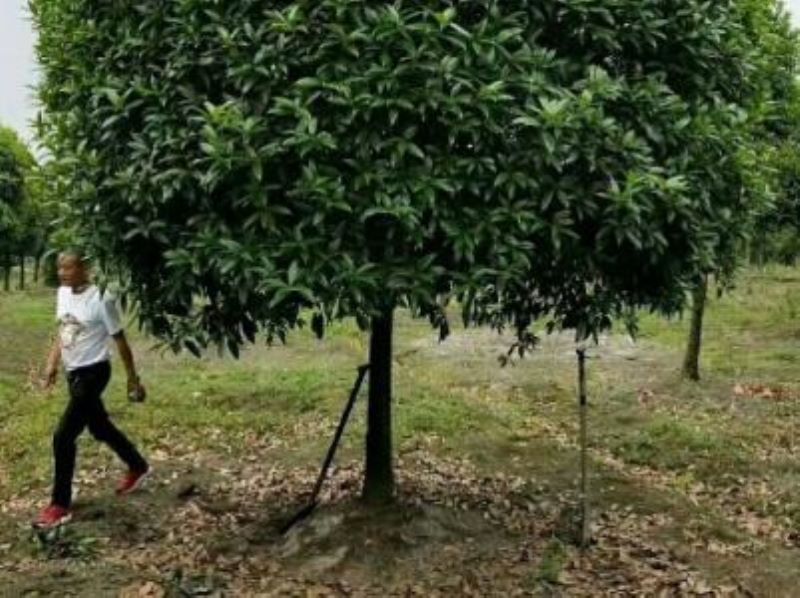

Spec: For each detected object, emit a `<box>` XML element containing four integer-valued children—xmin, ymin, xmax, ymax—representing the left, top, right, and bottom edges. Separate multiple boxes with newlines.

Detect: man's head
<box><xmin>57</xmin><ymin>250</ymin><xmax>90</xmax><ymax>290</ymax></box>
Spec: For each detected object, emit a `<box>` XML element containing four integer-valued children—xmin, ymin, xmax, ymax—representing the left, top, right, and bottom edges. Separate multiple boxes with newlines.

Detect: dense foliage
<box><xmin>740</xmin><ymin>0</ymin><xmax>800</xmax><ymax>266</ymax></box>
<box><xmin>0</xmin><ymin>126</ymin><xmax>38</xmax><ymax>288</ymax></box>
<box><xmin>33</xmin><ymin>0</ymin><xmax>777</xmax><ymax>348</ymax></box>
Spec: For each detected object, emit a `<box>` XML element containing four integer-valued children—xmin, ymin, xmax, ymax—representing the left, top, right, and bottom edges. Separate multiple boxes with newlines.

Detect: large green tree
<box><xmin>0</xmin><ymin>126</ymin><xmax>35</xmax><ymax>291</ymax></box>
<box><xmin>34</xmin><ymin>1</ymin><xmax>766</xmax><ymax>502</ymax></box>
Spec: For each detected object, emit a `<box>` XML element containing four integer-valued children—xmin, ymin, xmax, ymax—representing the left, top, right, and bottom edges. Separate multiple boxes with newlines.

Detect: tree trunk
<box><xmin>44</xmin><ymin>253</ymin><xmax>60</xmax><ymax>288</ymax></box>
<box><xmin>682</xmin><ymin>276</ymin><xmax>708</xmax><ymax>381</ymax></box>
<box><xmin>2</xmin><ymin>255</ymin><xmax>9</xmax><ymax>292</ymax></box>
<box><xmin>33</xmin><ymin>253</ymin><xmax>41</xmax><ymax>284</ymax></box>
<box><xmin>18</xmin><ymin>255</ymin><xmax>25</xmax><ymax>290</ymax></box>
<box><xmin>362</xmin><ymin>307</ymin><xmax>395</xmax><ymax>505</ymax></box>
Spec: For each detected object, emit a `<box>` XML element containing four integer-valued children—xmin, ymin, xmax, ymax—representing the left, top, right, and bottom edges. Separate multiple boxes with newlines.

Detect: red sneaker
<box><xmin>116</xmin><ymin>466</ymin><xmax>151</xmax><ymax>496</ymax></box>
<box><xmin>33</xmin><ymin>504</ymin><xmax>72</xmax><ymax>529</ymax></box>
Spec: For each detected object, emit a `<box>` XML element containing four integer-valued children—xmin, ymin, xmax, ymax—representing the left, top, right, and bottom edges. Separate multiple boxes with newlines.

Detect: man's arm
<box><xmin>113</xmin><ymin>331</ymin><xmax>145</xmax><ymax>399</ymax></box>
<box><xmin>43</xmin><ymin>336</ymin><xmax>61</xmax><ymax>390</ymax></box>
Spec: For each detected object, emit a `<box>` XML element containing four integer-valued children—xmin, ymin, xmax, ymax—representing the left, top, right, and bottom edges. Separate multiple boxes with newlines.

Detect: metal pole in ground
<box><xmin>577</xmin><ymin>347</ymin><xmax>591</xmax><ymax>549</ymax></box>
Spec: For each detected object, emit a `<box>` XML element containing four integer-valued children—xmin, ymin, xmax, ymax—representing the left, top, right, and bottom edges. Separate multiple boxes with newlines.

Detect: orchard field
<box><xmin>2</xmin><ymin>1</ymin><xmax>800</xmax><ymax>596</ymax></box>
<box><xmin>0</xmin><ymin>267</ymin><xmax>798</xmax><ymax>596</ymax></box>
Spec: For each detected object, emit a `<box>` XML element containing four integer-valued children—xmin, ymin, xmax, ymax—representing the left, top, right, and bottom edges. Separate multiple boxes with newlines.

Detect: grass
<box><xmin>637</xmin><ymin>265</ymin><xmax>800</xmax><ymax>381</ymax></box>
<box><xmin>532</xmin><ymin>538</ymin><xmax>568</xmax><ymax>586</ymax></box>
<box><xmin>610</xmin><ymin>415</ymin><xmax>744</xmax><ymax>471</ymax></box>
<box><xmin>0</xmin><ymin>266</ymin><xmax>799</xmax><ymax>593</ymax></box>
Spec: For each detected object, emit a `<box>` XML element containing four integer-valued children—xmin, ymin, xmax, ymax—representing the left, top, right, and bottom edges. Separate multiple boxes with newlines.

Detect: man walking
<box><xmin>34</xmin><ymin>250</ymin><xmax>150</xmax><ymax>529</ymax></box>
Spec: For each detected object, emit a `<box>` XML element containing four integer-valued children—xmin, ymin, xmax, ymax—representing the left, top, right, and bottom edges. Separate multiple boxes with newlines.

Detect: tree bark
<box><xmin>362</xmin><ymin>307</ymin><xmax>395</xmax><ymax>505</ymax></box>
<box><xmin>44</xmin><ymin>253</ymin><xmax>60</xmax><ymax>288</ymax></box>
<box><xmin>18</xmin><ymin>255</ymin><xmax>25</xmax><ymax>290</ymax></box>
<box><xmin>33</xmin><ymin>253</ymin><xmax>41</xmax><ymax>284</ymax></box>
<box><xmin>682</xmin><ymin>276</ymin><xmax>708</xmax><ymax>381</ymax></box>
<box><xmin>2</xmin><ymin>255</ymin><xmax>9</xmax><ymax>292</ymax></box>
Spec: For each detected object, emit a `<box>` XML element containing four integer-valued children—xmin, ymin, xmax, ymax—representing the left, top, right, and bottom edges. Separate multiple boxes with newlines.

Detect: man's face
<box><xmin>57</xmin><ymin>255</ymin><xmax>88</xmax><ymax>289</ymax></box>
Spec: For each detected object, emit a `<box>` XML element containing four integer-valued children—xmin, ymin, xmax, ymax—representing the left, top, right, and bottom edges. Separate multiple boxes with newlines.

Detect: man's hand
<box><xmin>42</xmin><ymin>336</ymin><xmax>62</xmax><ymax>394</ymax></box>
<box><xmin>42</xmin><ymin>366</ymin><xmax>58</xmax><ymax>392</ymax></box>
<box><xmin>114</xmin><ymin>332</ymin><xmax>145</xmax><ymax>402</ymax></box>
<box><xmin>127</xmin><ymin>376</ymin><xmax>146</xmax><ymax>403</ymax></box>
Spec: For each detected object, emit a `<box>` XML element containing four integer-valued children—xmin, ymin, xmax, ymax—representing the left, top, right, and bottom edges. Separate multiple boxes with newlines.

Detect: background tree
<box><xmin>0</xmin><ymin>126</ymin><xmax>35</xmax><ymax>292</ymax></box>
<box><xmin>680</xmin><ymin>0</ymin><xmax>799</xmax><ymax>381</ymax></box>
<box><xmin>750</xmin><ymin>114</ymin><xmax>800</xmax><ymax>267</ymax></box>
<box><xmin>33</xmin><ymin>1</ymin><xmax>774</xmax><ymax>504</ymax></box>
<box><xmin>25</xmin><ymin>160</ymin><xmax>64</xmax><ymax>287</ymax></box>
<box><xmin>0</xmin><ymin>146</ymin><xmax>22</xmax><ymax>292</ymax></box>
<box><xmin>0</xmin><ymin>125</ymin><xmax>50</xmax><ymax>291</ymax></box>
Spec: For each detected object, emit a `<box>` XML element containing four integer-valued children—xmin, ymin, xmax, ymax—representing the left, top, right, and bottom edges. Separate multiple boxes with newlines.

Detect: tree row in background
<box><xmin>0</xmin><ymin>125</ymin><xmax>58</xmax><ymax>292</ymax></box>
<box><xmin>682</xmin><ymin>0</ymin><xmax>800</xmax><ymax>381</ymax></box>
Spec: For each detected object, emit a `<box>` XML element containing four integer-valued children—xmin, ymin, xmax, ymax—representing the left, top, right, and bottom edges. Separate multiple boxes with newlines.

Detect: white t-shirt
<box><xmin>56</xmin><ymin>285</ymin><xmax>123</xmax><ymax>371</ymax></box>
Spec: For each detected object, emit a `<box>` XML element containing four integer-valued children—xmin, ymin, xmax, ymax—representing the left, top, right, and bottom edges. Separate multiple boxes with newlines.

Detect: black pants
<box><xmin>52</xmin><ymin>360</ymin><xmax>148</xmax><ymax>508</ymax></box>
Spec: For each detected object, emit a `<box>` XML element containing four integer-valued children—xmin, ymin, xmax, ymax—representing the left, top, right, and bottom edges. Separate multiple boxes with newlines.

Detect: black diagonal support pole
<box><xmin>280</xmin><ymin>363</ymin><xmax>370</xmax><ymax>534</ymax></box>
<box><xmin>577</xmin><ymin>348</ymin><xmax>591</xmax><ymax>549</ymax></box>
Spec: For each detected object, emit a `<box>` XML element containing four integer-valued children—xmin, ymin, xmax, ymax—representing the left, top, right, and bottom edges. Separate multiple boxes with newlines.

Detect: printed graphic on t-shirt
<box><xmin>59</xmin><ymin>314</ymin><xmax>86</xmax><ymax>350</ymax></box>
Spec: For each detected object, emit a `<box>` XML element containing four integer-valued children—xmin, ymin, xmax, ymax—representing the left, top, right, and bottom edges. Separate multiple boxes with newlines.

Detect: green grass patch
<box><xmin>609</xmin><ymin>416</ymin><xmax>745</xmax><ymax>472</ymax></box>
<box><xmin>535</xmin><ymin>538</ymin><xmax>568</xmax><ymax>585</ymax></box>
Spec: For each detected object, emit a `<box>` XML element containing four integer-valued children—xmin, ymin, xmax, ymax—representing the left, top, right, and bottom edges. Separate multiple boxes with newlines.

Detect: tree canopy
<box><xmin>32</xmin><ymin>0</ymin><xmax>777</xmax><ymax>347</ymax></box>
<box><xmin>0</xmin><ymin>126</ymin><xmax>32</xmax><ymax>212</ymax></box>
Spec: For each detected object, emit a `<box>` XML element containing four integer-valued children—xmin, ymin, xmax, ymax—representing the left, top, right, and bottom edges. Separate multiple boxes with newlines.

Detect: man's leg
<box><xmin>86</xmin><ymin>400</ymin><xmax>148</xmax><ymax>473</ymax></box>
<box><xmin>84</xmin><ymin>363</ymin><xmax>147</xmax><ymax>473</ymax></box>
<box><xmin>51</xmin><ymin>374</ymin><xmax>92</xmax><ymax>508</ymax></box>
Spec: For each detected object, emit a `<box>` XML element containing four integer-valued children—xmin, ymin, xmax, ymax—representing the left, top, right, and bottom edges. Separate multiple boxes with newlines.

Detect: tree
<box><xmin>680</xmin><ymin>0</ymin><xmax>799</xmax><ymax>381</ymax></box>
<box><xmin>0</xmin><ymin>125</ymin><xmax>45</xmax><ymax>291</ymax></box>
<box><xmin>0</xmin><ymin>146</ymin><xmax>22</xmax><ymax>291</ymax></box>
<box><xmin>33</xmin><ymin>1</ymin><xmax>767</xmax><ymax>504</ymax></box>
<box><xmin>0</xmin><ymin>126</ymin><xmax>34</xmax><ymax>291</ymax></box>
<box><xmin>24</xmin><ymin>161</ymin><xmax>62</xmax><ymax>286</ymax></box>
<box><xmin>751</xmin><ymin>97</ymin><xmax>800</xmax><ymax>267</ymax></box>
